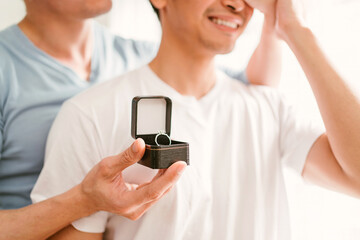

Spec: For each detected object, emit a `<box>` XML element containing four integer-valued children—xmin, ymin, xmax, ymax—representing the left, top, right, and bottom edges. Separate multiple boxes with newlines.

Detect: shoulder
<box><xmin>220</xmin><ymin>71</ymin><xmax>282</xmax><ymax>99</ymax></box>
<box><xmin>0</xmin><ymin>25</ymin><xmax>16</xmax><ymax>61</ymax></box>
<box><xmin>0</xmin><ymin>25</ymin><xmax>22</xmax><ymax>57</ymax></box>
<box><xmin>0</xmin><ymin>26</ymin><xmax>19</xmax><ymax>105</ymax></box>
<box><xmin>217</xmin><ymin>71</ymin><xmax>285</xmax><ymax>117</ymax></box>
<box><xmin>0</xmin><ymin>25</ymin><xmax>16</xmax><ymax>45</ymax></box>
<box><xmin>0</xmin><ymin>47</ymin><xmax>15</xmax><ymax>127</ymax></box>
<box><xmin>0</xmin><ymin>25</ymin><xmax>29</xmax><ymax>75</ymax></box>
<box><xmin>93</xmin><ymin>22</ymin><xmax>158</xmax><ymax>60</ymax></box>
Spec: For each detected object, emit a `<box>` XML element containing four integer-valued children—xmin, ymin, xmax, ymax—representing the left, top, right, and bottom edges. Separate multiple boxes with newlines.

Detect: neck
<box><xmin>149</xmin><ymin>34</ymin><xmax>217</xmax><ymax>99</ymax></box>
<box><xmin>18</xmin><ymin>11</ymin><xmax>93</xmax><ymax>80</ymax></box>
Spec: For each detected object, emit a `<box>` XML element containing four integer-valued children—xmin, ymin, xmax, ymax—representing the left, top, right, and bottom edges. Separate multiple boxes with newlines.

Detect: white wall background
<box><xmin>1</xmin><ymin>0</ymin><xmax>360</xmax><ymax>239</ymax></box>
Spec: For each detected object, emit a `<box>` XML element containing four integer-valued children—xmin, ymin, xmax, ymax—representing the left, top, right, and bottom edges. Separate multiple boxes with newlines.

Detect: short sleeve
<box><xmin>0</xmin><ymin>70</ymin><xmax>4</xmax><ymax>158</ymax></box>
<box><xmin>131</xmin><ymin>39</ymin><xmax>159</xmax><ymax>60</ymax></box>
<box><xmin>113</xmin><ymin>36</ymin><xmax>159</xmax><ymax>69</ymax></box>
<box><xmin>30</xmin><ymin>101</ymin><xmax>109</xmax><ymax>233</ymax></box>
<box><xmin>219</xmin><ymin>67</ymin><xmax>248</xmax><ymax>84</ymax></box>
<box><xmin>0</xmin><ymin>104</ymin><xmax>3</xmax><ymax>159</ymax></box>
<box><xmin>279</xmin><ymin>99</ymin><xmax>325</xmax><ymax>175</ymax></box>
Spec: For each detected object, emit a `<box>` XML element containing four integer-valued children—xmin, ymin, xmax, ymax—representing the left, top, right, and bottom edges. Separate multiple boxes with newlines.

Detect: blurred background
<box><xmin>1</xmin><ymin>0</ymin><xmax>360</xmax><ymax>239</ymax></box>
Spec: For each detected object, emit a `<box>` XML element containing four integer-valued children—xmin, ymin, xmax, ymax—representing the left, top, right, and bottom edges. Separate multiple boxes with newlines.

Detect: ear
<box><xmin>150</xmin><ymin>0</ymin><xmax>167</xmax><ymax>10</ymax></box>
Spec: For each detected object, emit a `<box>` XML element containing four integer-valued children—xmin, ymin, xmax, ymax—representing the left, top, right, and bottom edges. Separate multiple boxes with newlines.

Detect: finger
<box><xmin>124</xmin><ymin>197</ymin><xmax>159</xmax><ymax>221</ymax></box>
<box><xmin>127</xmin><ymin>184</ymin><xmax>175</xmax><ymax>221</ymax></box>
<box><xmin>129</xmin><ymin>196</ymin><xmax>163</xmax><ymax>220</ymax></box>
<box><xmin>105</xmin><ymin>138</ymin><xmax>146</xmax><ymax>177</ymax></box>
<box><xmin>137</xmin><ymin>169</ymin><xmax>166</xmax><ymax>189</ymax></box>
<box><xmin>152</xmin><ymin>169</ymin><xmax>166</xmax><ymax>180</ymax></box>
<box><xmin>136</xmin><ymin>164</ymin><xmax>180</xmax><ymax>190</ymax></box>
<box><xmin>163</xmin><ymin>185</ymin><xmax>174</xmax><ymax>195</ymax></box>
<box><xmin>133</xmin><ymin>161</ymin><xmax>187</xmax><ymax>204</ymax></box>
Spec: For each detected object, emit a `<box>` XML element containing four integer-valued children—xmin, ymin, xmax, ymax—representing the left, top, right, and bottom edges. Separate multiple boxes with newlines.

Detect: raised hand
<box><xmin>275</xmin><ymin>0</ymin><xmax>304</xmax><ymax>41</ymax></box>
<box><xmin>244</xmin><ymin>0</ymin><xmax>276</xmax><ymax>16</ymax></box>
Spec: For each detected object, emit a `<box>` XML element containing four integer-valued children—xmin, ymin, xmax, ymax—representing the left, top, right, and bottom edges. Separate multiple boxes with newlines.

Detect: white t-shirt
<box><xmin>31</xmin><ymin>65</ymin><xmax>324</xmax><ymax>240</ymax></box>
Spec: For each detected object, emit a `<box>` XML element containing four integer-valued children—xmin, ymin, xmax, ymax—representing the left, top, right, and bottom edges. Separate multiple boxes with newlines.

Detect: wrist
<box><xmin>281</xmin><ymin>21</ymin><xmax>311</xmax><ymax>45</ymax></box>
<box><xmin>262</xmin><ymin>7</ymin><xmax>277</xmax><ymax>33</ymax></box>
<box><xmin>263</xmin><ymin>15</ymin><xmax>276</xmax><ymax>33</ymax></box>
<box><xmin>61</xmin><ymin>185</ymin><xmax>98</xmax><ymax>218</ymax></box>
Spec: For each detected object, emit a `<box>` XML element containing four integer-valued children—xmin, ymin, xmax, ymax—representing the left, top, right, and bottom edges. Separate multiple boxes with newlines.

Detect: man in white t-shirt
<box><xmin>32</xmin><ymin>0</ymin><xmax>360</xmax><ymax>239</ymax></box>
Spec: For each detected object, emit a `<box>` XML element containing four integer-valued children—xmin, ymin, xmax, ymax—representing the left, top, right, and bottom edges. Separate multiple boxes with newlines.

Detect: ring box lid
<box><xmin>131</xmin><ymin>96</ymin><xmax>172</xmax><ymax>144</ymax></box>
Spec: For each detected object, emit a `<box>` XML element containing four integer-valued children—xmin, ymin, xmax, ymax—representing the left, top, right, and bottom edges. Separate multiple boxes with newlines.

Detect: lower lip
<box><xmin>209</xmin><ymin>18</ymin><xmax>239</xmax><ymax>33</ymax></box>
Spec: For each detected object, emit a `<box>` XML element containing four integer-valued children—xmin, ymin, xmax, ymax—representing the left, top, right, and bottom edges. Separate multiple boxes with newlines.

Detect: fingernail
<box><xmin>132</xmin><ymin>140</ymin><xmax>140</xmax><ymax>153</ymax></box>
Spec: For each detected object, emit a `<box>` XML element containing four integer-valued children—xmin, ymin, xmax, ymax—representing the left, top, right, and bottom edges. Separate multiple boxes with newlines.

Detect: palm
<box><xmin>275</xmin><ymin>0</ymin><xmax>302</xmax><ymax>40</ymax></box>
<box><xmin>245</xmin><ymin>0</ymin><xmax>276</xmax><ymax>15</ymax></box>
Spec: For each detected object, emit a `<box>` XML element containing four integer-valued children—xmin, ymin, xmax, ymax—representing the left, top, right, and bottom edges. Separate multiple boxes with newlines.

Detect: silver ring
<box><xmin>155</xmin><ymin>131</ymin><xmax>171</xmax><ymax>146</ymax></box>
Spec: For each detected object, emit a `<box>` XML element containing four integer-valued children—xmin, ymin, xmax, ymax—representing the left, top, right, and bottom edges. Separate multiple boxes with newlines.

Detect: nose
<box><xmin>221</xmin><ymin>0</ymin><xmax>246</xmax><ymax>12</ymax></box>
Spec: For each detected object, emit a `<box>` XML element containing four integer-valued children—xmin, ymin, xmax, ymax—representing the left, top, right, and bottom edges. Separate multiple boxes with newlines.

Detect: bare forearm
<box><xmin>0</xmin><ymin>185</ymin><xmax>94</xmax><ymax>240</ymax></box>
<box><xmin>246</xmin><ymin>15</ymin><xmax>282</xmax><ymax>86</ymax></box>
<box><xmin>285</xmin><ymin>24</ymin><xmax>360</xmax><ymax>181</ymax></box>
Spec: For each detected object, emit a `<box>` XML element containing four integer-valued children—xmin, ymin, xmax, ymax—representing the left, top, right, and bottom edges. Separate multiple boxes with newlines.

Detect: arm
<box><xmin>245</xmin><ymin>0</ymin><xmax>282</xmax><ymax>87</ymax></box>
<box><xmin>276</xmin><ymin>0</ymin><xmax>360</xmax><ymax>196</ymax></box>
<box><xmin>0</xmin><ymin>186</ymin><xmax>93</xmax><ymax>240</ymax></box>
<box><xmin>49</xmin><ymin>225</ymin><xmax>101</xmax><ymax>240</ymax></box>
<box><xmin>0</xmin><ymin>139</ymin><xmax>186</xmax><ymax>240</ymax></box>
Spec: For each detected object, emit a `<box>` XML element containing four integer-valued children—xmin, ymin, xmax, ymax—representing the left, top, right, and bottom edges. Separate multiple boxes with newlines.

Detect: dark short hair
<box><xmin>150</xmin><ymin>2</ymin><xmax>160</xmax><ymax>20</ymax></box>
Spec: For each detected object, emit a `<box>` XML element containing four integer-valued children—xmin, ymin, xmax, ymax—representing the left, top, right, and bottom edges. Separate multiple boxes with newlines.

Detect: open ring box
<box><xmin>131</xmin><ymin>96</ymin><xmax>190</xmax><ymax>169</ymax></box>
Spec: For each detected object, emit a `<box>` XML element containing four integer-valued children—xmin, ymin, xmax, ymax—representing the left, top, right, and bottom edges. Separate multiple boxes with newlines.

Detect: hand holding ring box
<box><xmin>131</xmin><ymin>96</ymin><xmax>190</xmax><ymax>169</ymax></box>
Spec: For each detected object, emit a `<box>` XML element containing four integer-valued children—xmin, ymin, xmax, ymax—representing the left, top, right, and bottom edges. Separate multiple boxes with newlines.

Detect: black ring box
<box><xmin>131</xmin><ymin>96</ymin><xmax>190</xmax><ymax>169</ymax></box>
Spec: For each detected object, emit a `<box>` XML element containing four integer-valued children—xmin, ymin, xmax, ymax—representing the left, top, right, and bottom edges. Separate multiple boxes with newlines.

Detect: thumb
<box><xmin>106</xmin><ymin>138</ymin><xmax>146</xmax><ymax>176</ymax></box>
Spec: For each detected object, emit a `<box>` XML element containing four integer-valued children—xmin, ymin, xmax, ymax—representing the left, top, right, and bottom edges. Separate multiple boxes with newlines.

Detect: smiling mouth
<box><xmin>209</xmin><ymin>17</ymin><xmax>241</xmax><ymax>30</ymax></box>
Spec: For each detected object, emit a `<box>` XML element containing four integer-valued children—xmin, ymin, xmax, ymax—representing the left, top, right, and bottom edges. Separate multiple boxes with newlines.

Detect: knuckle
<box><xmin>121</xmin><ymin>149</ymin><xmax>134</xmax><ymax>165</ymax></box>
<box><xmin>115</xmin><ymin>206</ymin><xmax>127</xmax><ymax>215</ymax></box>
<box><xmin>147</xmin><ymin>190</ymin><xmax>162</xmax><ymax>201</ymax></box>
<box><xmin>127</xmin><ymin>213</ymin><xmax>140</xmax><ymax>221</ymax></box>
<box><xmin>118</xmin><ymin>208</ymin><xmax>132</xmax><ymax>217</ymax></box>
<box><xmin>98</xmin><ymin>158</ymin><xmax>111</xmax><ymax>176</ymax></box>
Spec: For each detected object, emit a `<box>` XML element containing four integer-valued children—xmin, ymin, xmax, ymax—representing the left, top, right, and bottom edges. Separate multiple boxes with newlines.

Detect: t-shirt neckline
<box><xmin>142</xmin><ymin>65</ymin><xmax>224</xmax><ymax>107</ymax></box>
<box><xmin>12</xmin><ymin>23</ymin><xmax>97</xmax><ymax>83</ymax></box>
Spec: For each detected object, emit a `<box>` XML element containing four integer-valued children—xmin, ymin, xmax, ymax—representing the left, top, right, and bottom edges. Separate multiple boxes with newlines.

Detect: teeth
<box><xmin>211</xmin><ymin>18</ymin><xmax>238</xmax><ymax>29</ymax></box>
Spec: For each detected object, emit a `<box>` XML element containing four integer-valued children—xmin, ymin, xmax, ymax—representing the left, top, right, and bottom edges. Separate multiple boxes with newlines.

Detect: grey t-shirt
<box><xmin>0</xmin><ymin>21</ymin><xmax>156</xmax><ymax>209</ymax></box>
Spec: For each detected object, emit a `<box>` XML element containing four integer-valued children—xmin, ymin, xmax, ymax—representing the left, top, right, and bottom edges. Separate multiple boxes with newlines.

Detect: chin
<box><xmin>216</xmin><ymin>45</ymin><xmax>235</xmax><ymax>55</ymax></box>
<box><xmin>199</xmin><ymin>36</ymin><xmax>237</xmax><ymax>55</ymax></box>
<box><xmin>84</xmin><ymin>0</ymin><xmax>113</xmax><ymax>18</ymax></box>
<box><xmin>208</xmin><ymin>42</ymin><xmax>236</xmax><ymax>55</ymax></box>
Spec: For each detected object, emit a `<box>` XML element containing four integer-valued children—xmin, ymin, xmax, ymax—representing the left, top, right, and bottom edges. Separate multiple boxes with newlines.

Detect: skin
<box><xmin>17</xmin><ymin>0</ymin><xmax>114</xmax><ymax>80</ymax></box>
<box><xmin>1</xmin><ymin>3</ymin><xmax>188</xmax><ymax>240</ymax></box>
<box><xmin>245</xmin><ymin>0</ymin><xmax>282</xmax><ymax>86</ymax></box>
<box><xmin>51</xmin><ymin>0</ymin><xmax>360</xmax><ymax>238</ymax></box>
<box><xmin>46</xmin><ymin>0</ymin><xmax>271</xmax><ymax>238</ymax></box>
<box><xmin>274</xmin><ymin>0</ymin><xmax>360</xmax><ymax>197</ymax></box>
<box><xmin>0</xmin><ymin>139</ymin><xmax>187</xmax><ymax>240</ymax></box>
<box><xmin>0</xmin><ymin>0</ymin><xmax>282</xmax><ymax>239</ymax></box>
